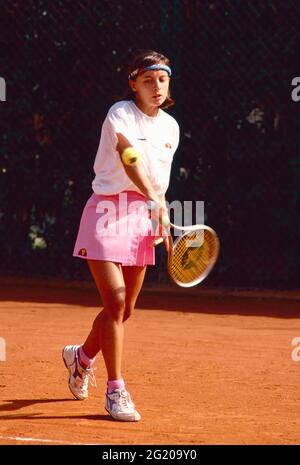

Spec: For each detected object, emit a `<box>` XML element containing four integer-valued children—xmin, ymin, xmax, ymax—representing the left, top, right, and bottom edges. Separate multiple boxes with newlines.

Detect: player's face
<box><xmin>131</xmin><ymin>69</ymin><xmax>170</xmax><ymax>113</ymax></box>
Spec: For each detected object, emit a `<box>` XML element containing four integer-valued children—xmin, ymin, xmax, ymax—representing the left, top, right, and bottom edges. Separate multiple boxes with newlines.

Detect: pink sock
<box><xmin>78</xmin><ymin>345</ymin><xmax>95</xmax><ymax>369</ymax></box>
<box><xmin>107</xmin><ymin>378</ymin><xmax>125</xmax><ymax>393</ymax></box>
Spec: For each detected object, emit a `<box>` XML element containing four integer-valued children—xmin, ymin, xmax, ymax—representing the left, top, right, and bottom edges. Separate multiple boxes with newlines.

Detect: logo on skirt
<box><xmin>78</xmin><ymin>248</ymin><xmax>87</xmax><ymax>256</ymax></box>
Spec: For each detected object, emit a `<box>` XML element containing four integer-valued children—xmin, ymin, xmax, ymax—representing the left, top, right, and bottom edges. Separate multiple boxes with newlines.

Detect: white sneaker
<box><xmin>105</xmin><ymin>388</ymin><xmax>141</xmax><ymax>422</ymax></box>
<box><xmin>62</xmin><ymin>345</ymin><xmax>96</xmax><ymax>400</ymax></box>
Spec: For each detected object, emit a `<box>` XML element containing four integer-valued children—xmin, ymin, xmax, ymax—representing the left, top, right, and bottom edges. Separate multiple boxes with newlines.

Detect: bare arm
<box><xmin>116</xmin><ymin>133</ymin><xmax>163</xmax><ymax>206</ymax></box>
<box><xmin>116</xmin><ymin>133</ymin><xmax>170</xmax><ymax>249</ymax></box>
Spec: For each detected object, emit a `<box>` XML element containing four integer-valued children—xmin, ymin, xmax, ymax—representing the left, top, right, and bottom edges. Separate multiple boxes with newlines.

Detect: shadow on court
<box><xmin>0</xmin><ymin>413</ymin><xmax>113</xmax><ymax>422</ymax></box>
<box><xmin>0</xmin><ymin>398</ymin><xmax>74</xmax><ymax>411</ymax></box>
<box><xmin>0</xmin><ymin>278</ymin><xmax>299</xmax><ymax>318</ymax></box>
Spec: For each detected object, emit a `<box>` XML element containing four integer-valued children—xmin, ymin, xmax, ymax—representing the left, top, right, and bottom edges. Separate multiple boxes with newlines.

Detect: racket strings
<box><xmin>169</xmin><ymin>229</ymin><xmax>219</xmax><ymax>285</ymax></box>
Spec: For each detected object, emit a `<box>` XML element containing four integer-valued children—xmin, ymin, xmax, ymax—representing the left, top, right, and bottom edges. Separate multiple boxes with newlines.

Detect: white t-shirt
<box><xmin>92</xmin><ymin>100</ymin><xmax>179</xmax><ymax>197</ymax></box>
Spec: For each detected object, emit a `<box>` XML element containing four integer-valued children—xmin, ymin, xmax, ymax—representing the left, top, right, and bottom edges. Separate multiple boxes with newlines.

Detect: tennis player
<box><xmin>62</xmin><ymin>50</ymin><xmax>179</xmax><ymax>421</ymax></box>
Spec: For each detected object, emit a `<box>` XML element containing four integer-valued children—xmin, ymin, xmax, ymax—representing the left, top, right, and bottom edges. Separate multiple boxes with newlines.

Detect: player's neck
<box><xmin>134</xmin><ymin>99</ymin><xmax>159</xmax><ymax>117</ymax></box>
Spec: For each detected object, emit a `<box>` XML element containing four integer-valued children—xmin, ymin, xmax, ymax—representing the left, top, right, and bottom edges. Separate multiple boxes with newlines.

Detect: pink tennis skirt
<box><xmin>73</xmin><ymin>190</ymin><xmax>157</xmax><ymax>266</ymax></box>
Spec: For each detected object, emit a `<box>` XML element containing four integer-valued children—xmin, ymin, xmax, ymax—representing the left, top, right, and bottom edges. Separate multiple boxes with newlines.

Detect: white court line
<box><xmin>0</xmin><ymin>435</ymin><xmax>97</xmax><ymax>445</ymax></box>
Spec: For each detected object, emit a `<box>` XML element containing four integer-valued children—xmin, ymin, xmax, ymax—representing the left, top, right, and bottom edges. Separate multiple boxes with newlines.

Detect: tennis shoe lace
<box><xmin>76</xmin><ymin>363</ymin><xmax>97</xmax><ymax>390</ymax></box>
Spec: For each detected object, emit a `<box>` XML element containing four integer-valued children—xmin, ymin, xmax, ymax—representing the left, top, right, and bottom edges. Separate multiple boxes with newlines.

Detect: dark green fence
<box><xmin>1</xmin><ymin>0</ymin><xmax>300</xmax><ymax>287</ymax></box>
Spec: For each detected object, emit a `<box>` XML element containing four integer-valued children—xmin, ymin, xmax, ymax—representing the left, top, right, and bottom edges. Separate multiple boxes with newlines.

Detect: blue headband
<box><xmin>128</xmin><ymin>64</ymin><xmax>172</xmax><ymax>80</ymax></box>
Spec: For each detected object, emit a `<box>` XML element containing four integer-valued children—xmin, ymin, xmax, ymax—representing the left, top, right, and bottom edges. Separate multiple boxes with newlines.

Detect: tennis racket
<box><xmin>154</xmin><ymin>222</ymin><xmax>220</xmax><ymax>287</ymax></box>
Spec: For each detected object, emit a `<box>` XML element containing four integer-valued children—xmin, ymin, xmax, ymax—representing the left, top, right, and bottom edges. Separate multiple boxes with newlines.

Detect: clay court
<box><xmin>0</xmin><ymin>280</ymin><xmax>299</xmax><ymax>445</ymax></box>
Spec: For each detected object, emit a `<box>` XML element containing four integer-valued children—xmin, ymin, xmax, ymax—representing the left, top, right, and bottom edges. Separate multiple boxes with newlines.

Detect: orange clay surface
<box><xmin>0</xmin><ymin>279</ymin><xmax>300</xmax><ymax>445</ymax></box>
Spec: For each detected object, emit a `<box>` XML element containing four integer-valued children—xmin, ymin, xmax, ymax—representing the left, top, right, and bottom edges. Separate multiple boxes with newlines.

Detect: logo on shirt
<box><xmin>78</xmin><ymin>248</ymin><xmax>87</xmax><ymax>257</ymax></box>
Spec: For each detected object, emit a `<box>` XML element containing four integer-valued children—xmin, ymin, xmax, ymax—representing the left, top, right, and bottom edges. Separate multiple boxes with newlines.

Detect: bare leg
<box><xmin>83</xmin><ymin>260</ymin><xmax>125</xmax><ymax>380</ymax></box>
<box><xmin>82</xmin><ymin>261</ymin><xmax>147</xmax><ymax>381</ymax></box>
<box><xmin>122</xmin><ymin>265</ymin><xmax>147</xmax><ymax>322</ymax></box>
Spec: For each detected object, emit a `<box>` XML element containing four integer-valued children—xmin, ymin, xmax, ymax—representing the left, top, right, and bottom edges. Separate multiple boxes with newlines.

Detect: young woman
<box><xmin>62</xmin><ymin>50</ymin><xmax>179</xmax><ymax>422</ymax></box>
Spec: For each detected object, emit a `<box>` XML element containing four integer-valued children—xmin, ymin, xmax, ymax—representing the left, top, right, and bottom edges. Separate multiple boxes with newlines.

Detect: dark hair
<box><xmin>119</xmin><ymin>49</ymin><xmax>175</xmax><ymax>109</ymax></box>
